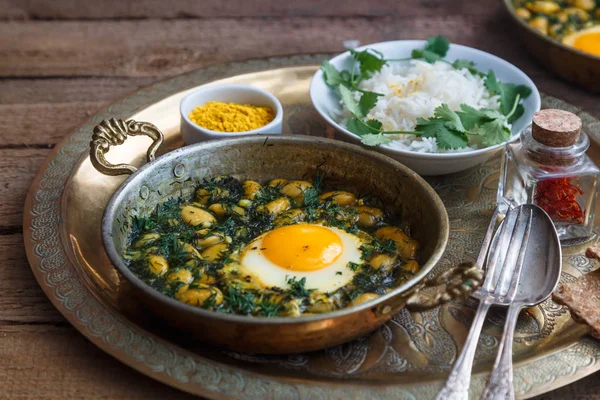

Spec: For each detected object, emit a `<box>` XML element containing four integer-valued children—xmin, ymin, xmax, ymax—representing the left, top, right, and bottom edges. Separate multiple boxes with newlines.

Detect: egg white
<box><xmin>240</xmin><ymin>225</ymin><xmax>363</xmax><ymax>292</ymax></box>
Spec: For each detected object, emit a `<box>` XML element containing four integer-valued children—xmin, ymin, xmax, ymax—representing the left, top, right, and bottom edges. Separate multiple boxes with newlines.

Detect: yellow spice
<box><xmin>189</xmin><ymin>101</ymin><xmax>275</xmax><ymax>133</ymax></box>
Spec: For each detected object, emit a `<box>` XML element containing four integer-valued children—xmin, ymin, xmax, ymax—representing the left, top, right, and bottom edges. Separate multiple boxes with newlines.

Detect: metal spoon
<box><xmin>479</xmin><ymin>205</ymin><xmax>561</xmax><ymax>400</ymax></box>
<box><xmin>435</xmin><ymin>205</ymin><xmax>551</xmax><ymax>400</ymax></box>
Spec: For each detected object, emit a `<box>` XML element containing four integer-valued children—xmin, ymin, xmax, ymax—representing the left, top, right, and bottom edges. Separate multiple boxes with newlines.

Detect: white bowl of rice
<box><xmin>310</xmin><ymin>40</ymin><xmax>541</xmax><ymax>175</ymax></box>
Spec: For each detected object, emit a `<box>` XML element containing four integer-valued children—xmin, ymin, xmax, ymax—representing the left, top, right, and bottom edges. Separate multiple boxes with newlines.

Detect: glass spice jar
<box><xmin>497</xmin><ymin>109</ymin><xmax>600</xmax><ymax>241</ymax></box>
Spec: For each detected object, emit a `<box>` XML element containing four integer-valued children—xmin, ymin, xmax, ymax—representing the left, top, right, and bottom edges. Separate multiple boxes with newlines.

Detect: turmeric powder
<box><xmin>188</xmin><ymin>101</ymin><xmax>275</xmax><ymax>133</ymax></box>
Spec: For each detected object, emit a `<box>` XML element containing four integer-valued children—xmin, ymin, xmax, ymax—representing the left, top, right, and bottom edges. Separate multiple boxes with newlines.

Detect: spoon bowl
<box><xmin>480</xmin><ymin>205</ymin><xmax>562</xmax><ymax>400</ymax></box>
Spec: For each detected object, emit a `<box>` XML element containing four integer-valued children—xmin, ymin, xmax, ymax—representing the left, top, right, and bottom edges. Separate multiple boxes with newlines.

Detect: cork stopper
<box><xmin>532</xmin><ymin>109</ymin><xmax>582</xmax><ymax>148</ymax></box>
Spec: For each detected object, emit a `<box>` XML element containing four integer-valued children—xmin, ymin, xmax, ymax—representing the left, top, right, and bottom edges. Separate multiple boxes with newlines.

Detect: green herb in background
<box><xmin>320</xmin><ymin>35</ymin><xmax>532</xmax><ymax>149</ymax></box>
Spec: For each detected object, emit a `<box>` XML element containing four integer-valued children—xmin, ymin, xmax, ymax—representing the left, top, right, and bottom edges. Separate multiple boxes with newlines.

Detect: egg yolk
<box><xmin>261</xmin><ymin>224</ymin><xmax>343</xmax><ymax>271</ymax></box>
<box><xmin>574</xmin><ymin>32</ymin><xmax>600</xmax><ymax>57</ymax></box>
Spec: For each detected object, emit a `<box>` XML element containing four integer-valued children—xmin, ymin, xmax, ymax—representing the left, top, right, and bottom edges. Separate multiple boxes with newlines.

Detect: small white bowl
<box><xmin>310</xmin><ymin>40</ymin><xmax>542</xmax><ymax>176</ymax></box>
<box><xmin>180</xmin><ymin>84</ymin><xmax>283</xmax><ymax>144</ymax></box>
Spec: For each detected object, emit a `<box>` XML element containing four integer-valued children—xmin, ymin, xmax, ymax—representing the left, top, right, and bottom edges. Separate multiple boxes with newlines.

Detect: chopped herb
<box><xmin>286</xmin><ymin>276</ymin><xmax>314</xmax><ymax>298</ymax></box>
<box><xmin>347</xmin><ymin>261</ymin><xmax>360</xmax><ymax>272</ymax></box>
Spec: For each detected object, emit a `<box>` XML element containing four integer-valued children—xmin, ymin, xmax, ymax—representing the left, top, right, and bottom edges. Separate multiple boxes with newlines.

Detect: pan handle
<box><xmin>90</xmin><ymin>118</ymin><xmax>164</xmax><ymax>176</ymax></box>
<box><xmin>375</xmin><ymin>262</ymin><xmax>484</xmax><ymax>317</ymax></box>
<box><xmin>404</xmin><ymin>262</ymin><xmax>483</xmax><ymax>312</ymax></box>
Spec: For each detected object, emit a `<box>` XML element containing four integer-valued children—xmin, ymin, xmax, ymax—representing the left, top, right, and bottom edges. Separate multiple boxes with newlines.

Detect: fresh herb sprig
<box><xmin>321</xmin><ymin>35</ymin><xmax>532</xmax><ymax>149</ymax></box>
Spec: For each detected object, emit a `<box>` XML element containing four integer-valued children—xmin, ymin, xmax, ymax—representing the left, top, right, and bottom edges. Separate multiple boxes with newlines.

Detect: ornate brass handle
<box><xmin>90</xmin><ymin>118</ymin><xmax>164</xmax><ymax>176</ymax></box>
<box><xmin>405</xmin><ymin>262</ymin><xmax>483</xmax><ymax>312</ymax></box>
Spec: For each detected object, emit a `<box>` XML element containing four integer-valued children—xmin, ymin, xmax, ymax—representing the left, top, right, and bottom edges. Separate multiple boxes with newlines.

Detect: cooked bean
<box><xmin>133</xmin><ymin>232</ymin><xmax>160</xmax><ymax>248</ymax></box>
<box><xmin>264</xmin><ymin>197</ymin><xmax>291</xmax><ymax>215</ymax></box>
<box><xmin>571</xmin><ymin>0</ymin><xmax>595</xmax><ymax>11</ymax></box>
<box><xmin>525</xmin><ymin>1</ymin><xmax>560</xmax><ymax>14</ymax></box>
<box><xmin>352</xmin><ymin>205</ymin><xmax>383</xmax><ymax>228</ymax></box>
<box><xmin>195</xmin><ymin>188</ymin><xmax>211</xmax><ymax>205</ymax></box>
<box><xmin>208</xmin><ymin>203</ymin><xmax>227</xmax><ymax>217</ymax></box>
<box><xmin>529</xmin><ymin>16</ymin><xmax>549</xmax><ymax>35</ymax></box>
<box><xmin>147</xmin><ymin>255</ymin><xmax>168</xmax><ymax>276</ymax></box>
<box><xmin>181</xmin><ymin>205</ymin><xmax>216</xmax><ymax>227</ymax></box>
<box><xmin>180</xmin><ymin>241</ymin><xmax>202</xmax><ymax>259</ymax></box>
<box><xmin>319</xmin><ymin>191</ymin><xmax>357</xmax><ymax>206</ymax></box>
<box><xmin>196</xmin><ymin>232</ymin><xmax>225</xmax><ymax>248</ymax></box>
<box><xmin>403</xmin><ymin>260</ymin><xmax>420</xmax><ymax>273</ymax></box>
<box><xmin>201</xmin><ymin>243</ymin><xmax>228</xmax><ymax>262</ymax></box>
<box><xmin>281</xmin><ymin>180</ymin><xmax>313</xmax><ymax>206</ymax></box>
<box><xmin>369</xmin><ymin>254</ymin><xmax>398</xmax><ymax>270</ymax></box>
<box><xmin>176</xmin><ymin>284</ymin><xmax>223</xmax><ymax>307</ymax></box>
<box><xmin>268</xmin><ymin>178</ymin><xmax>287</xmax><ymax>187</ymax></box>
<box><xmin>238</xmin><ymin>199</ymin><xmax>253</xmax><ymax>208</ymax></box>
<box><xmin>515</xmin><ymin>7</ymin><xmax>531</xmax><ymax>19</ymax></box>
<box><xmin>350</xmin><ymin>293</ymin><xmax>379</xmax><ymax>307</ymax></box>
<box><xmin>167</xmin><ymin>268</ymin><xmax>193</xmax><ymax>284</ymax></box>
<box><xmin>374</xmin><ymin>226</ymin><xmax>419</xmax><ymax>260</ymax></box>
<box><xmin>243</xmin><ymin>180</ymin><xmax>262</xmax><ymax>199</ymax></box>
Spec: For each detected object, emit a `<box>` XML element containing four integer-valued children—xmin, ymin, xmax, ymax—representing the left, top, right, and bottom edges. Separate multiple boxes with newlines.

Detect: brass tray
<box><xmin>24</xmin><ymin>54</ymin><xmax>600</xmax><ymax>399</ymax></box>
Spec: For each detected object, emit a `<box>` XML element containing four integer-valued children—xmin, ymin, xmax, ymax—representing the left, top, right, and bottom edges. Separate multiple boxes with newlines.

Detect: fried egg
<box><xmin>241</xmin><ymin>224</ymin><xmax>363</xmax><ymax>292</ymax></box>
<box><xmin>563</xmin><ymin>26</ymin><xmax>600</xmax><ymax>57</ymax></box>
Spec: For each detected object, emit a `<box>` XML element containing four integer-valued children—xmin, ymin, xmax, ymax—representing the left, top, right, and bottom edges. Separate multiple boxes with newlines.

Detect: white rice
<box><xmin>336</xmin><ymin>60</ymin><xmax>504</xmax><ymax>153</ymax></box>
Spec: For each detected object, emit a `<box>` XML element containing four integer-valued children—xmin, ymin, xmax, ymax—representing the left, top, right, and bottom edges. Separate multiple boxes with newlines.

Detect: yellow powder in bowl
<box><xmin>188</xmin><ymin>101</ymin><xmax>275</xmax><ymax>133</ymax></box>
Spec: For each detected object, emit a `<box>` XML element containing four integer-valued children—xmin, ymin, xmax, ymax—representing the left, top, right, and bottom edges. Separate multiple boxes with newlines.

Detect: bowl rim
<box><xmin>309</xmin><ymin>40</ymin><xmax>542</xmax><ymax>160</ymax></box>
<box><xmin>502</xmin><ymin>0</ymin><xmax>600</xmax><ymax>62</ymax></box>
<box><xmin>102</xmin><ymin>135</ymin><xmax>449</xmax><ymax>325</ymax></box>
<box><xmin>179</xmin><ymin>83</ymin><xmax>284</xmax><ymax>137</ymax></box>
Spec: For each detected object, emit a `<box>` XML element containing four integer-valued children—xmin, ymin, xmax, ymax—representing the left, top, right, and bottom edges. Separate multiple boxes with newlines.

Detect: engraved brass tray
<box><xmin>23</xmin><ymin>54</ymin><xmax>600</xmax><ymax>399</ymax></box>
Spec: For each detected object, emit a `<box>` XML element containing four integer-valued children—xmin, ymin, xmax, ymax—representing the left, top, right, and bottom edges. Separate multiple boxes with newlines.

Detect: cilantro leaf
<box><xmin>484</xmin><ymin>70</ymin><xmax>532</xmax><ymax>118</ymax></box>
<box><xmin>425</xmin><ymin>35</ymin><xmax>450</xmax><ymax>58</ymax></box>
<box><xmin>478</xmin><ymin>118</ymin><xmax>511</xmax><ymax>146</ymax></box>
<box><xmin>436</xmin><ymin>126</ymin><xmax>469</xmax><ymax>149</ymax></box>
<box><xmin>434</xmin><ymin>104</ymin><xmax>467</xmax><ymax>132</ymax></box>
<box><xmin>508</xmin><ymin>104</ymin><xmax>525</xmax><ymax>124</ymax></box>
<box><xmin>350</xmin><ymin>49</ymin><xmax>386</xmax><ymax>78</ymax></box>
<box><xmin>452</xmin><ymin>59</ymin><xmax>482</xmax><ymax>76</ymax></box>
<box><xmin>346</xmin><ymin>119</ymin><xmax>382</xmax><ymax>136</ymax></box>
<box><xmin>452</xmin><ymin>59</ymin><xmax>476</xmax><ymax>70</ymax></box>
<box><xmin>456</xmin><ymin>104</ymin><xmax>490</xmax><ymax>130</ymax></box>
<box><xmin>414</xmin><ymin>117</ymin><xmax>468</xmax><ymax>149</ymax></box>
<box><xmin>359</xmin><ymin>91</ymin><xmax>379</xmax><ymax>117</ymax></box>
<box><xmin>361</xmin><ymin>133</ymin><xmax>392</xmax><ymax>146</ymax></box>
<box><xmin>412</xmin><ymin>36</ymin><xmax>450</xmax><ymax>63</ymax></box>
<box><xmin>411</xmin><ymin>49</ymin><xmax>442</xmax><ymax>63</ymax></box>
<box><xmin>321</xmin><ymin>61</ymin><xmax>348</xmax><ymax>87</ymax></box>
<box><xmin>339</xmin><ymin>84</ymin><xmax>362</xmax><ymax>117</ymax></box>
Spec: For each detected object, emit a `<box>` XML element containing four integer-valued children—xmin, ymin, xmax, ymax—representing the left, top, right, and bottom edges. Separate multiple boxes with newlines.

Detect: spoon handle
<box><xmin>479</xmin><ymin>304</ymin><xmax>522</xmax><ymax>400</ymax></box>
<box><xmin>436</xmin><ymin>300</ymin><xmax>492</xmax><ymax>400</ymax></box>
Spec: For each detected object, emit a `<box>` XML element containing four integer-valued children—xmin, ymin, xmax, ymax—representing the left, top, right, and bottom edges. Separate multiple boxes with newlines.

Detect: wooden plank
<box><xmin>0</xmin><ymin>234</ymin><xmax>64</xmax><ymax>324</ymax></box>
<box><xmin>0</xmin><ymin>14</ymin><xmax>509</xmax><ymax>78</ymax></box>
<box><xmin>0</xmin><ymin>77</ymin><xmax>153</xmax><ymax>104</ymax></box>
<box><xmin>0</xmin><ymin>102</ymin><xmax>106</xmax><ymax>146</ymax></box>
<box><xmin>0</xmin><ymin>327</ymin><xmax>198</xmax><ymax>399</ymax></box>
<box><xmin>0</xmin><ymin>0</ymin><xmax>495</xmax><ymax>20</ymax></box>
<box><xmin>0</xmin><ymin>148</ymin><xmax>51</xmax><ymax>227</ymax></box>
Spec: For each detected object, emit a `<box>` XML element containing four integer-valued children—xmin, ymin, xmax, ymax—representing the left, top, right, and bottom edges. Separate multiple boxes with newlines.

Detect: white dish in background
<box><xmin>310</xmin><ymin>40</ymin><xmax>541</xmax><ymax>176</ymax></box>
<box><xmin>180</xmin><ymin>84</ymin><xmax>283</xmax><ymax>144</ymax></box>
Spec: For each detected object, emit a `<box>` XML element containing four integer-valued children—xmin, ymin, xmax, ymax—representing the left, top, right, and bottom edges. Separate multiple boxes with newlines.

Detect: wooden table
<box><xmin>2</xmin><ymin>1</ymin><xmax>599</xmax><ymax>398</ymax></box>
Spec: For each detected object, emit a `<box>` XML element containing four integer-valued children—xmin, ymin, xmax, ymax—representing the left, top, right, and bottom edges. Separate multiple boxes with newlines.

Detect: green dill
<box><xmin>347</xmin><ymin>261</ymin><xmax>360</xmax><ymax>272</ymax></box>
<box><xmin>286</xmin><ymin>276</ymin><xmax>314</xmax><ymax>298</ymax></box>
<box><xmin>336</xmin><ymin>271</ymin><xmax>343</xmax><ymax>276</ymax></box>
<box><xmin>256</xmin><ymin>297</ymin><xmax>287</xmax><ymax>317</ymax></box>
<box><xmin>221</xmin><ymin>287</ymin><xmax>258</xmax><ymax>315</ymax></box>
<box><xmin>360</xmin><ymin>237</ymin><xmax>397</xmax><ymax>259</ymax></box>
<box><xmin>131</xmin><ymin>215</ymin><xmax>157</xmax><ymax>237</ymax></box>
<box><xmin>201</xmin><ymin>290</ymin><xmax>218</xmax><ymax>309</ymax></box>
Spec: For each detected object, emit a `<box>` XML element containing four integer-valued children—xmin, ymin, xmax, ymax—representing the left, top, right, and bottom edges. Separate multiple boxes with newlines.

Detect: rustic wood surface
<box><xmin>1</xmin><ymin>1</ymin><xmax>599</xmax><ymax>398</ymax></box>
